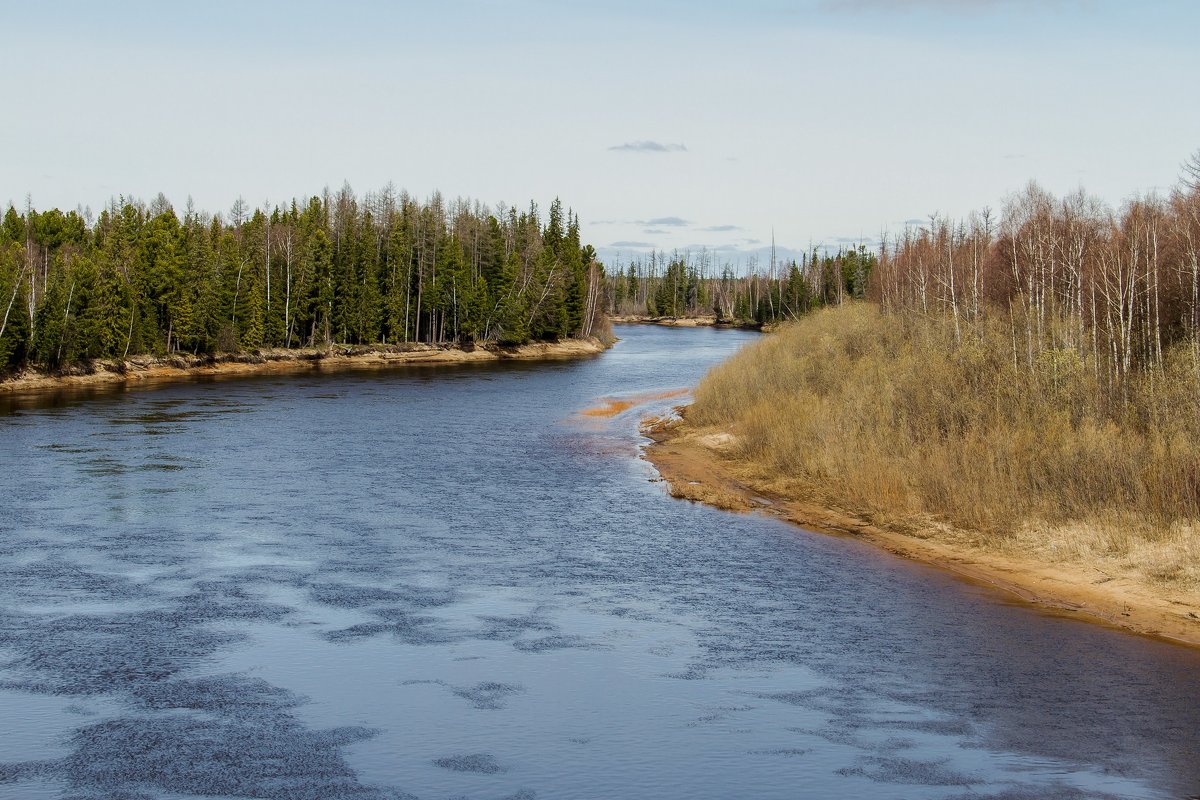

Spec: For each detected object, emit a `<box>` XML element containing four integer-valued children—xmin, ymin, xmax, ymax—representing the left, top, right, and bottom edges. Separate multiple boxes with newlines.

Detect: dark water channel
<box><xmin>1</xmin><ymin>324</ymin><xmax>1198</xmax><ymax>800</ymax></box>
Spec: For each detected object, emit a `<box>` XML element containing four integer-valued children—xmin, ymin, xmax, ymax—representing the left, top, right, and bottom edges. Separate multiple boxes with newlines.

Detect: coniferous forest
<box><xmin>0</xmin><ymin>187</ymin><xmax>608</xmax><ymax>373</ymax></box>
<box><xmin>604</xmin><ymin>247</ymin><xmax>876</xmax><ymax>326</ymax></box>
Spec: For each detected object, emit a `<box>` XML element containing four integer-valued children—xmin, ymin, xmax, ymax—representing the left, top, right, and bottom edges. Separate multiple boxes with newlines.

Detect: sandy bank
<box><xmin>612</xmin><ymin>315</ymin><xmax>735</xmax><ymax>328</ymax></box>
<box><xmin>644</xmin><ymin>414</ymin><xmax>1200</xmax><ymax>649</ymax></box>
<box><xmin>610</xmin><ymin>315</ymin><xmax>773</xmax><ymax>332</ymax></box>
<box><xmin>1</xmin><ymin>338</ymin><xmax>608</xmax><ymax>396</ymax></box>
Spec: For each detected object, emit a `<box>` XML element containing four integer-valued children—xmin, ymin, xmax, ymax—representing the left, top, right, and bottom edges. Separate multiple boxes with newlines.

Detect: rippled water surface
<box><xmin>2</xmin><ymin>325</ymin><xmax>1199</xmax><ymax>800</ymax></box>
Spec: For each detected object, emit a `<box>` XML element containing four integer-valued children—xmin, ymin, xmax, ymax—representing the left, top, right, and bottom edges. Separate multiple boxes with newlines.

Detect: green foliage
<box><xmin>605</xmin><ymin>247</ymin><xmax>876</xmax><ymax>326</ymax></box>
<box><xmin>0</xmin><ymin>191</ymin><xmax>605</xmax><ymax>372</ymax></box>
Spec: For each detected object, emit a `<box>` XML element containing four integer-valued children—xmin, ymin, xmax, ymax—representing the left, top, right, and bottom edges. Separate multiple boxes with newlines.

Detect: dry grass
<box><xmin>690</xmin><ymin>303</ymin><xmax>1200</xmax><ymax>587</ymax></box>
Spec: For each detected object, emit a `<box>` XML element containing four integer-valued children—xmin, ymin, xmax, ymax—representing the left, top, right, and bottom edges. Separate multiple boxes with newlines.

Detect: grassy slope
<box><xmin>688</xmin><ymin>303</ymin><xmax>1200</xmax><ymax>591</ymax></box>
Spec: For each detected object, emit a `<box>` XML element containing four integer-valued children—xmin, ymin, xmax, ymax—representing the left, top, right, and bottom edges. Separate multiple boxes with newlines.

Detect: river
<box><xmin>1</xmin><ymin>324</ymin><xmax>1197</xmax><ymax>799</ymax></box>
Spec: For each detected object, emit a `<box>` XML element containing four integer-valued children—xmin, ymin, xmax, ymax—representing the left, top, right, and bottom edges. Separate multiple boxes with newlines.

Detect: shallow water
<box><xmin>1</xmin><ymin>324</ymin><xmax>1198</xmax><ymax>800</ymax></box>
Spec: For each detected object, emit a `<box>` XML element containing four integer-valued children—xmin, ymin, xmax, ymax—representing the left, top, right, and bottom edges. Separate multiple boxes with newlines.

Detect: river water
<box><xmin>0</xmin><ymin>324</ymin><xmax>1198</xmax><ymax>800</ymax></box>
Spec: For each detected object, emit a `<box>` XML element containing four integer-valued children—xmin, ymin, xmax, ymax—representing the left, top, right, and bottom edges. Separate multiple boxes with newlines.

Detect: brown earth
<box><xmin>644</xmin><ymin>414</ymin><xmax>1200</xmax><ymax>649</ymax></box>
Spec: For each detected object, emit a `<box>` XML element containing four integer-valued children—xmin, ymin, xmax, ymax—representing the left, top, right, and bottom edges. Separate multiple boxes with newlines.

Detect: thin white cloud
<box><xmin>608</xmin><ymin>141</ymin><xmax>688</xmax><ymax>153</ymax></box>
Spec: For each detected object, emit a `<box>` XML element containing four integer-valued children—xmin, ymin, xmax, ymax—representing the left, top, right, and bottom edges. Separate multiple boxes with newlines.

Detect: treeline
<box><xmin>605</xmin><ymin>247</ymin><xmax>876</xmax><ymax>325</ymax></box>
<box><xmin>872</xmin><ymin>162</ymin><xmax>1200</xmax><ymax>393</ymax></box>
<box><xmin>0</xmin><ymin>187</ymin><xmax>608</xmax><ymax>373</ymax></box>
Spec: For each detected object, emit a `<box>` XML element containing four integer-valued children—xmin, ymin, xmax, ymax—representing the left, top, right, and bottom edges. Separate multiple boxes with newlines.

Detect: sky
<box><xmin>2</xmin><ymin>0</ymin><xmax>1199</xmax><ymax>266</ymax></box>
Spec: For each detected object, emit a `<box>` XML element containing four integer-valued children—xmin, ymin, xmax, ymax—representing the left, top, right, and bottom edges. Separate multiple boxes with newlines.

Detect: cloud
<box><xmin>701</xmin><ymin>224</ymin><xmax>741</xmax><ymax>232</ymax></box>
<box><xmin>901</xmin><ymin>218</ymin><xmax>928</xmax><ymax>226</ymax></box>
<box><xmin>643</xmin><ymin>229</ymin><xmax>669</xmax><ymax>235</ymax></box>
<box><xmin>608</xmin><ymin>141</ymin><xmax>688</xmax><ymax>153</ymax></box>
<box><xmin>679</xmin><ymin>243</ymin><xmax>812</xmax><ymax>262</ymax></box>
<box><xmin>592</xmin><ymin>216</ymin><xmax>690</xmax><ymax>228</ymax></box>
<box><xmin>608</xmin><ymin>240</ymin><xmax>655</xmax><ymax>248</ymax></box>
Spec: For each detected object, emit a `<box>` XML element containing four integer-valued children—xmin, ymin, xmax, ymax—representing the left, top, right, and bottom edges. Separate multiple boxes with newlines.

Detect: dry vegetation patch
<box><xmin>687</xmin><ymin>303</ymin><xmax>1200</xmax><ymax>593</ymax></box>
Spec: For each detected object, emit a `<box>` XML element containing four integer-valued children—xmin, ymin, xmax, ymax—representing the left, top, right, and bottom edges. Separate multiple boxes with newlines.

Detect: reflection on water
<box><xmin>0</xmin><ymin>325</ymin><xmax>1198</xmax><ymax>800</ymax></box>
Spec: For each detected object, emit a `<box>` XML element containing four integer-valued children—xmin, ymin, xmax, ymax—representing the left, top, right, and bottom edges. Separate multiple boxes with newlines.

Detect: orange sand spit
<box><xmin>580</xmin><ymin>388</ymin><xmax>690</xmax><ymax>418</ymax></box>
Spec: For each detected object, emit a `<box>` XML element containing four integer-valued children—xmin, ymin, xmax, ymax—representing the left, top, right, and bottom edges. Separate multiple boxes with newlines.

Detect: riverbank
<box><xmin>642</xmin><ymin>302</ymin><xmax>1200</xmax><ymax>647</ymax></box>
<box><xmin>610</xmin><ymin>314</ymin><xmax>765</xmax><ymax>330</ymax></box>
<box><xmin>644</xmin><ymin>415</ymin><xmax>1200</xmax><ymax>646</ymax></box>
<box><xmin>0</xmin><ymin>338</ymin><xmax>609</xmax><ymax>395</ymax></box>
<box><xmin>611</xmin><ymin>314</ymin><xmax>719</xmax><ymax>327</ymax></box>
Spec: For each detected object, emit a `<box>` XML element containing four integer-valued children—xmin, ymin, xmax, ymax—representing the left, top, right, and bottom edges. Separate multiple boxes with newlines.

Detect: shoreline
<box><xmin>611</xmin><ymin>314</ymin><xmax>718</xmax><ymax>327</ymax></box>
<box><xmin>643</xmin><ymin>414</ymin><xmax>1200</xmax><ymax>649</ymax></box>
<box><xmin>0</xmin><ymin>338</ymin><xmax>608</xmax><ymax>397</ymax></box>
<box><xmin>610</xmin><ymin>315</ymin><xmax>763</xmax><ymax>330</ymax></box>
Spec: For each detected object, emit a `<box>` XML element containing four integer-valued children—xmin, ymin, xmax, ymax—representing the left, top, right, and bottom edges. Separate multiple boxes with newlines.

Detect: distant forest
<box><xmin>0</xmin><ymin>187</ymin><xmax>607</xmax><ymax>372</ymax></box>
<box><xmin>10</xmin><ymin>158</ymin><xmax>1196</xmax><ymax>384</ymax></box>
<box><xmin>605</xmin><ymin>247</ymin><xmax>877</xmax><ymax>325</ymax></box>
<box><xmin>608</xmin><ymin>153</ymin><xmax>1200</xmax><ymax>390</ymax></box>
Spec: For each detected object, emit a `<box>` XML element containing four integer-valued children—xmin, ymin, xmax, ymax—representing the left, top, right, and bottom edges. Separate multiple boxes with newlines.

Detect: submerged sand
<box><xmin>579</xmin><ymin>389</ymin><xmax>691</xmax><ymax>418</ymax></box>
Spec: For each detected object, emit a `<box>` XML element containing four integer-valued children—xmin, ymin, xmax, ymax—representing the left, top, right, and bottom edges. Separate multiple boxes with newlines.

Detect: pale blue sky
<box><xmin>3</xmin><ymin>0</ymin><xmax>1198</xmax><ymax>264</ymax></box>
